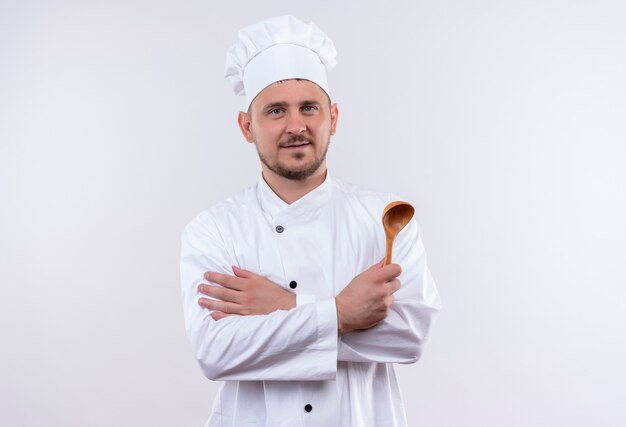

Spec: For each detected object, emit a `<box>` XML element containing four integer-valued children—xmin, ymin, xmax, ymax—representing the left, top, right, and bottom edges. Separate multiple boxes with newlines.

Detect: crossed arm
<box><xmin>181</xmin><ymin>212</ymin><xmax>440</xmax><ymax>380</ymax></box>
<box><xmin>198</xmin><ymin>261</ymin><xmax>402</xmax><ymax>336</ymax></box>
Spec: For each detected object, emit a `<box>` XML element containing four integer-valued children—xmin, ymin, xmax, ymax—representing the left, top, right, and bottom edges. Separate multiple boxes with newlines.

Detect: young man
<box><xmin>180</xmin><ymin>15</ymin><xmax>441</xmax><ymax>427</ymax></box>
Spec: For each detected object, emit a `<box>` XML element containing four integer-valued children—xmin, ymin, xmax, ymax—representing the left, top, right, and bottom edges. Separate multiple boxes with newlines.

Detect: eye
<box><xmin>269</xmin><ymin>108</ymin><xmax>283</xmax><ymax>115</ymax></box>
<box><xmin>302</xmin><ymin>105</ymin><xmax>319</xmax><ymax>113</ymax></box>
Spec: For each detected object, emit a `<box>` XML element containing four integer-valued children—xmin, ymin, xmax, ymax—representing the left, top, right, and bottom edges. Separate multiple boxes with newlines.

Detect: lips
<box><xmin>281</xmin><ymin>135</ymin><xmax>312</xmax><ymax>148</ymax></box>
<box><xmin>280</xmin><ymin>137</ymin><xmax>311</xmax><ymax>148</ymax></box>
<box><xmin>280</xmin><ymin>142</ymin><xmax>310</xmax><ymax>148</ymax></box>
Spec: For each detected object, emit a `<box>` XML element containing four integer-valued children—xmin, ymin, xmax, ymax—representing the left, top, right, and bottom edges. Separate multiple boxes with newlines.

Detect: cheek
<box><xmin>316</xmin><ymin>121</ymin><xmax>333</xmax><ymax>137</ymax></box>
<box><xmin>254</xmin><ymin>130</ymin><xmax>283</xmax><ymax>152</ymax></box>
<box><xmin>254</xmin><ymin>122</ymin><xmax>282</xmax><ymax>140</ymax></box>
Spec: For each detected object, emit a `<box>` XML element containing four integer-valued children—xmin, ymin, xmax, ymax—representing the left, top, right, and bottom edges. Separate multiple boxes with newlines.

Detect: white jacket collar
<box><xmin>256</xmin><ymin>172</ymin><xmax>333</xmax><ymax>220</ymax></box>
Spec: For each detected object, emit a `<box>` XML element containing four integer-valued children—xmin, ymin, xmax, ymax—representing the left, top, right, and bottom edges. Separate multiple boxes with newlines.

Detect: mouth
<box><xmin>280</xmin><ymin>142</ymin><xmax>311</xmax><ymax>149</ymax></box>
<box><xmin>281</xmin><ymin>133</ymin><xmax>312</xmax><ymax>148</ymax></box>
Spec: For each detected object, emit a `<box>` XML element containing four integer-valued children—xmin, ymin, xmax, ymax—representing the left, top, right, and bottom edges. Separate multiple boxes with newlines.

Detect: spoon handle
<box><xmin>384</xmin><ymin>236</ymin><xmax>394</xmax><ymax>265</ymax></box>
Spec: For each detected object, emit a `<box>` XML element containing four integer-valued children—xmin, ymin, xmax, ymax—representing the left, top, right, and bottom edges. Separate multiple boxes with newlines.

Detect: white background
<box><xmin>1</xmin><ymin>0</ymin><xmax>625</xmax><ymax>426</ymax></box>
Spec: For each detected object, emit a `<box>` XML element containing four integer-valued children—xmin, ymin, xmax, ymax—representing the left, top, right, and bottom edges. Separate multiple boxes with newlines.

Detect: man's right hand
<box><xmin>335</xmin><ymin>261</ymin><xmax>402</xmax><ymax>336</ymax></box>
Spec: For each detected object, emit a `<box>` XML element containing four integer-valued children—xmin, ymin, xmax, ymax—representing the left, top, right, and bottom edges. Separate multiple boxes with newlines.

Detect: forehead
<box><xmin>251</xmin><ymin>79</ymin><xmax>329</xmax><ymax>109</ymax></box>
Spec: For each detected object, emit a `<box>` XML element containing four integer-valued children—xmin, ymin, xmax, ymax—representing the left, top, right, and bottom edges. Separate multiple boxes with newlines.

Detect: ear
<box><xmin>330</xmin><ymin>103</ymin><xmax>339</xmax><ymax>136</ymax></box>
<box><xmin>237</xmin><ymin>111</ymin><xmax>254</xmax><ymax>143</ymax></box>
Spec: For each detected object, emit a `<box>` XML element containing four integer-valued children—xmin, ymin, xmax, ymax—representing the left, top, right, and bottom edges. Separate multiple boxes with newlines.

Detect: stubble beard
<box><xmin>257</xmin><ymin>134</ymin><xmax>331</xmax><ymax>181</ymax></box>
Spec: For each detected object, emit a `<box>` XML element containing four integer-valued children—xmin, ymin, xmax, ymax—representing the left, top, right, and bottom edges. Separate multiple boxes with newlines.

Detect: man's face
<box><xmin>238</xmin><ymin>79</ymin><xmax>338</xmax><ymax>181</ymax></box>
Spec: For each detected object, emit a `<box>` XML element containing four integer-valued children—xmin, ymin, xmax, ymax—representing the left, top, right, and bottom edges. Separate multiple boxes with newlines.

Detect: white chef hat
<box><xmin>224</xmin><ymin>15</ymin><xmax>337</xmax><ymax>110</ymax></box>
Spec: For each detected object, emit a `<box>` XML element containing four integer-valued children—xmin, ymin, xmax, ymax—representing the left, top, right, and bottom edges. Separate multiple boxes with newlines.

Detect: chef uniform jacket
<box><xmin>180</xmin><ymin>173</ymin><xmax>441</xmax><ymax>427</ymax></box>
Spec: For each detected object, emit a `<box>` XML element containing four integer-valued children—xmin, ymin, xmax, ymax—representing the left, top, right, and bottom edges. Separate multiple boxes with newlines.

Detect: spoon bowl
<box><xmin>382</xmin><ymin>201</ymin><xmax>415</xmax><ymax>265</ymax></box>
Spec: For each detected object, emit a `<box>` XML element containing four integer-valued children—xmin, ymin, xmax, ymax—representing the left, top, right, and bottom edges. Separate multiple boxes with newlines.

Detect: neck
<box><xmin>262</xmin><ymin>166</ymin><xmax>328</xmax><ymax>204</ymax></box>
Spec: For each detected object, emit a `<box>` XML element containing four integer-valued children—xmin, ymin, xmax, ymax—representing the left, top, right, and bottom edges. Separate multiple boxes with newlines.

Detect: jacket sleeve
<box><xmin>180</xmin><ymin>212</ymin><xmax>338</xmax><ymax>381</ymax></box>
<box><xmin>337</xmin><ymin>214</ymin><xmax>442</xmax><ymax>364</ymax></box>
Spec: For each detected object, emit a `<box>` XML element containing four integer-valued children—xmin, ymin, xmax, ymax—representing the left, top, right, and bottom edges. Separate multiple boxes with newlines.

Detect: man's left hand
<box><xmin>198</xmin><ymin>266</ymin><xmax>296</xmax><ymax>321</ymax></box>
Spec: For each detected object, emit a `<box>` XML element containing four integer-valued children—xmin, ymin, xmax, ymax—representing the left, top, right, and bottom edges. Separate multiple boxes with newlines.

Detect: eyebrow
<box><xmin>261</xmin><ymin>100</ymin><xmax>322</xmax><ymax>110</ymax></box>
<box><xmin>262</xmin><ymin>101</ymin><xmax>289</xmax><ymax>110</ymax></box>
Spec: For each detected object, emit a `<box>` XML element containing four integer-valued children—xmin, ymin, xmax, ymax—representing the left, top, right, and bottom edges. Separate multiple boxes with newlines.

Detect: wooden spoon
<box><xmin>382</xmin><ymin>201</ymin><xmax>415</xmax><ymax>265</ymax></box>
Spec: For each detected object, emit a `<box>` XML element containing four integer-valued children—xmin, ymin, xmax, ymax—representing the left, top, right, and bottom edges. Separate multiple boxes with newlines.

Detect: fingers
<box><xmin>204</xmin><ymin>271</ymin><xmax>244</xmax><ymax>290</ymax></box>
<box><xmin>362</xmin><ymin>261</ymin><xmax>401</xmax><ymax>282</ymax></box>
<box><xmin>232</xmin><ymin>265</ymin><xmax>260</xmax><ymax>279</ymax></box>
<box><xmin>199</xmin><ymin>297</ymin><xmax>243</xmax><ymax>315</ymax></box>
<box><xmin>387</xmin><ymin>278</ymin><xmax>401</xmax><ymax>294</ymax></box>
<box><xmin>198</xmin><ymin>283</ymin><xmax>241</xmax><ymax>304</ymax></box>
<box><xmin>376</xmin><ymin>263</ymin><xmax>402</xmax><ymax>282</ymax></box>
<box><xmin>211</xmin><ymin>311</ymin><xmax>232</xmax><ymax>321</ymax></box>
<box><xmin>383</xmin><ymin>294</ymin><xmax>395</xmax><ymax>308</ymax></box>
<box><xmin>204</xmin><ymin>268</ymin><xmax>261</xmax><ymax>287</ymax></box>
<box><xmin>365</xmin><ymin>259</ymin><xmax>385</xmax><ymax>272</ymax></box>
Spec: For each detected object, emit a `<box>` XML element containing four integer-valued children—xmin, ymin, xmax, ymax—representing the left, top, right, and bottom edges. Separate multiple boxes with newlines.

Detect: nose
<box><xmin>285</xmin><ymin>111</ymin><xmax>306</xmax><ymax>135</ymax></box>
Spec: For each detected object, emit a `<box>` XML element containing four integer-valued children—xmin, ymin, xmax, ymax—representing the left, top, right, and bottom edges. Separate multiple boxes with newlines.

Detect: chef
<box><xmin>180</xmin><ymin>15</ymin><xmax>441</xmax><ymax>427</ymax></box>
